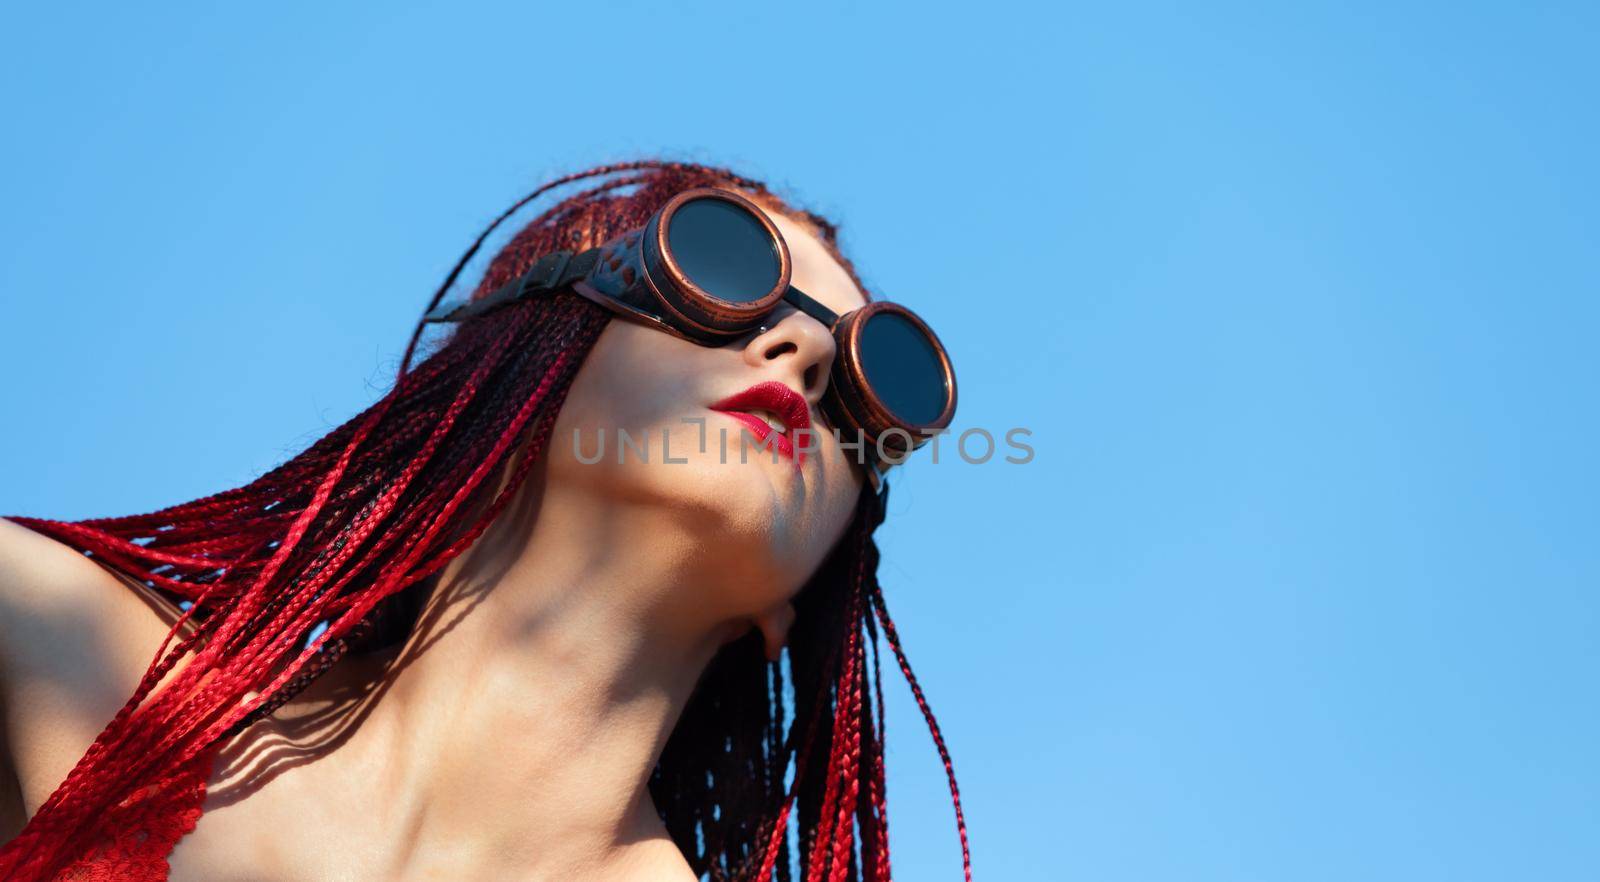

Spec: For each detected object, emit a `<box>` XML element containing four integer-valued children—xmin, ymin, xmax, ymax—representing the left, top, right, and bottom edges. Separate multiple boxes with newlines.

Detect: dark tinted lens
<box><xmin>667</xmin><ymin>197</ymin><xmax>781</xmax><ymax>303</ymax></box>
<box><xmin>858</xmin><ymin>311</ymin><xmax>948</xmax><ymax>426</ymax></box>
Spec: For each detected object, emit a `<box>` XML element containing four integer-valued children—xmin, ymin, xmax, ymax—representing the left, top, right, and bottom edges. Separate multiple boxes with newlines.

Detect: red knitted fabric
<box><xmin>47</xmin><ymin>747</ymin><xmax>218</xmax><ymax>882</ymax></box>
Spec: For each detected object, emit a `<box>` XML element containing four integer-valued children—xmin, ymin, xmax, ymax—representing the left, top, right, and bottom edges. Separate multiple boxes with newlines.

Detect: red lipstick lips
<box><xmin>709</xmin><ymin>381</ymin><xmax>813</xmax><ymax>465</ymax></box>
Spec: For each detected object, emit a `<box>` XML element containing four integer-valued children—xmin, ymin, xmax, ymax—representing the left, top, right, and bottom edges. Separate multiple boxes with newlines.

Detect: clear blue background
<box><xmin>2</xmin><ymin>2</ymin><xmax>1595</xmax><ymax>879</ymax></box>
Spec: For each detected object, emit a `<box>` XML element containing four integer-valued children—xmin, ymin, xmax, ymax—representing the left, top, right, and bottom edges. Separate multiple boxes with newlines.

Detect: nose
<box><xmin>740</xmin><ymin>305</ymin><xmax>837</xmax><ymax>405</ymax></box>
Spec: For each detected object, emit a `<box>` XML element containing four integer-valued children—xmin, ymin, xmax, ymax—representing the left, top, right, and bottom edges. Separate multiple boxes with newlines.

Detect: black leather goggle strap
<box><xmin>782</xmin><ymin>285</ymin><xmax>840</xmax><ymax>328</ymax></box>
<box><xmin>422</xmin><ymin>248</ymin><xmax>601</xmax><ymax>324</ymax></box>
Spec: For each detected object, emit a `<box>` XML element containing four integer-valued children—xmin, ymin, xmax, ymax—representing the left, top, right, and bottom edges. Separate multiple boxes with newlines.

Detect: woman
<box><xmin>0</xmin><ymin>160</ymin><xmax>970</xmax><ymax>880</ymax></box>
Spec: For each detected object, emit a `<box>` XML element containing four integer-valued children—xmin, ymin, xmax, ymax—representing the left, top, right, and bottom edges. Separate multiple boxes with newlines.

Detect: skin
<box><xmin>0</xmin><ymin>207</ymin><xmax>871</xmax><ymax>880</ymax></box>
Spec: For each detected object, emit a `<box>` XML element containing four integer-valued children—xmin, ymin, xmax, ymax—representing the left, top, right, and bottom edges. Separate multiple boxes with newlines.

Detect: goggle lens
<box><xmin>858</xmin><ymin>310</ymin><xmax>951</xmax><ymax>427</ymax></box>
<box><xmin>667</xmin><ymin>197</ymin><xmax>783</xmax><ymax>303</ymax></box>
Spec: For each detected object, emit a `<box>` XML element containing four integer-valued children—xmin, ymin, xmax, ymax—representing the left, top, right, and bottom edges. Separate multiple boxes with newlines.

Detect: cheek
<box><xmin>544</xmin><ymin>324</ymin><xmax>768</xmax><ymax>514</ymax></box>
<box><xmin>545</xmin><ymin>323</ymin><xmax>666</xmax><ymax>497</ymax></box>
<box><xmin>557</xmin><ymin>322</ymin><xmax>689</xmax><ymax>432</ymax></box>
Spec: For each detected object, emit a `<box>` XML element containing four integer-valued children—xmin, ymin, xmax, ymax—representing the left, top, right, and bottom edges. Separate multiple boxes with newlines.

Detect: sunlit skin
<box><xmin>0</xmin><ymin>205</ymin><xmax>871</xmax><ymax>880</ymax></box>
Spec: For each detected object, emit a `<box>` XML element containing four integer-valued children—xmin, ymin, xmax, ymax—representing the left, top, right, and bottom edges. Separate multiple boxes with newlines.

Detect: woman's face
<box><xmin>547</xmin><ymin>205</ymin><xmax>869</xmax><ymax>620</ymax></box>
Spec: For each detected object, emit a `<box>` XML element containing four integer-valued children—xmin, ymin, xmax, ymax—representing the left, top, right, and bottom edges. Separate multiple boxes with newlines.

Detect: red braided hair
<box><xmin>0</xmin><ymin>160</ymin><xmax>970</xmax><ymax>881</ymax></box>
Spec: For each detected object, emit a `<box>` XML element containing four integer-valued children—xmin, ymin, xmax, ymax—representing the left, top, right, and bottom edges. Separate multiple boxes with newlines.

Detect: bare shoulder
<box><xmin>0</xmin><ymin>515</ymin><xmax>176</xmax><ymax>816</ymax></box>
<box><xmin>0</xmin><ymin>515</ymin><xmax>177</xmax><ymax>673</ymax></box>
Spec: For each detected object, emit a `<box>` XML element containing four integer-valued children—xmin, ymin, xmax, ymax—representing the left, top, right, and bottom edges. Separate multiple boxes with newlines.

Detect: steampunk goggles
<box><xmin>423</xmin><ymin>187</ymin><xmax>957</xmax><ymax>474</ymax></box>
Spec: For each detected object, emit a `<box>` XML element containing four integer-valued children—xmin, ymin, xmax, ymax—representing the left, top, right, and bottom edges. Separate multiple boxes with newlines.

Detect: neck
<box><xmin>312</xmin><ymin>476</ymin><xmax>748</xmax><ymax>880</ymax></box>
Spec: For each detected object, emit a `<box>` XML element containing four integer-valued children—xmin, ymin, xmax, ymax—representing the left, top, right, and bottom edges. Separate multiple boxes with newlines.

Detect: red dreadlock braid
<box><xmin>2</xmin><ymin>287</ymin><xmax>607</xmax><ymax>880</ymax></box>
<box><xmin>870</xmin><ymin>577</ymin><xmax>973</xmax><ymax>880</ymax></box>
<box><xmin>861</xmin><ymin>609</ymin><xmax>892</xmax><ymax>882</ymax></box>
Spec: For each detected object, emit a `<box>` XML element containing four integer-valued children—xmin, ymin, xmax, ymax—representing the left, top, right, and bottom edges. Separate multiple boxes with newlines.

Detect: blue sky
<box><xmin>2</xmin><ymin>2</ymin><xmax>1595</xmax><ymax>879</ymax></box>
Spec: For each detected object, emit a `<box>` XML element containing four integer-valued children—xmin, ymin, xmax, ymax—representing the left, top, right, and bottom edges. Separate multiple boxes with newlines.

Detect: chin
<box><xmin>660</xmin><ymin>452</ymin><xmax>815</xmax><ymax>587</ymax></box>
<box><xmin>547</xmin><ymin>421</ymin><xmax>825</xmax><ymax>593</ymax></box>
<box><xmin>678</xmin><ymin>452</ymin><xmax>794</xmax><ymax>533</ymax></box>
